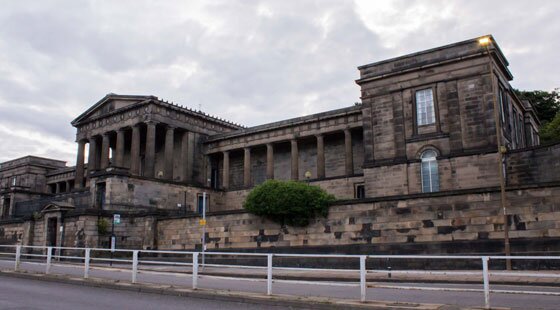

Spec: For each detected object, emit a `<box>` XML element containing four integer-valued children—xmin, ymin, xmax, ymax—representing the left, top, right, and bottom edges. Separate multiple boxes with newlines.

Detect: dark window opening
<box><xmin>95</xmin><ymin>182</ymin><xmax>106</xmax><ymax>209</ymax></box>
<box><xmin>355</xmin><ymin>184</ymin><xmax>366</xmax><ymax>199</ymax></box>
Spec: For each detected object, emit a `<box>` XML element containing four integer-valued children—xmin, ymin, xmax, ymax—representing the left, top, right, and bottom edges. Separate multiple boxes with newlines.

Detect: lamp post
<box><xmin>304</xmin><ymin>171</ymin><xmax>312</xmax><ymax>184</ymax></box>
<box><xmin>479</xmin><ymin>36</ymin><xmax>511</xmax><ymax>270</ymax></box>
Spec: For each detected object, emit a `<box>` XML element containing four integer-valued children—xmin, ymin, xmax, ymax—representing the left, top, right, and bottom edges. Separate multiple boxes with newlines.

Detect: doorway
<box><xmin>47</xmin><ymin>217</ymin><xmax>58</xmax><ymax>247</ymax></box>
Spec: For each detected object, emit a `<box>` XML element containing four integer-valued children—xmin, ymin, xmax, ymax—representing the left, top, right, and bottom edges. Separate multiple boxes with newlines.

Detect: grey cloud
<box><xmin>0</xmin><ymin>0</ymin><xmax>557</xmax><ymax>165</ymax></box>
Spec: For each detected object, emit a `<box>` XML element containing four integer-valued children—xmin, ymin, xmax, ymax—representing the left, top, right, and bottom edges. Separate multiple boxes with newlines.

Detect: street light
<box><xmin>304</xmin><ymin>171</ymin><xmax>312</xmax><ymax>183</ymax></box>
<box><xmin>479</xmin><ymin>36</ymin><xmax>512</xmax><ymax>270</ymax></box>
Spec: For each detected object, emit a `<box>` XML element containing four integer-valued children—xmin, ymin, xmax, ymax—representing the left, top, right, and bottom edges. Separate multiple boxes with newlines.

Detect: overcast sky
<box><xmin>0</xmin><ymin>0</ymin><xmax>558</xmax><ymax>165</ymax></box>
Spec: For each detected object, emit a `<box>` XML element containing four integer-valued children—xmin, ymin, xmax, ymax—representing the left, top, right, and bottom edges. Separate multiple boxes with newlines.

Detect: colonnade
<box><xmin>220</xmin><ymin>128</ymin><xmax>354</xmax><ymax>189</ymax></box>
<box><xmin>75</xmin><ymin>122</ymin><xmax>194</xmax><ymax>188</ymax></box>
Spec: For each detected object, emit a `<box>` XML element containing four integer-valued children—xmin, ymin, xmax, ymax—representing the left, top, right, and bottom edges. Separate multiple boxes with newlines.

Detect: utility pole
<box><xmin>479</xmin><ymin>36</ymin><xmax>511</xmax><ymax>270</ymax></box>
<box><xmin>201</xmin><ymin>192</ymin><xmax>207</xmax><ymax>267</ymax></box>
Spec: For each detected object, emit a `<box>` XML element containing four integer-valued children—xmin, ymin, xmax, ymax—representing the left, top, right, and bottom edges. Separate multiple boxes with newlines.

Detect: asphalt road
<box><xmin>2</xmin><ymin>259</ymin><xmax>560</xmax><ymax>309</ymax></box>
<box><xmin>0</xmin><ymin>275</ymin><xmax>305</xmax><ymax>310</ymax></box>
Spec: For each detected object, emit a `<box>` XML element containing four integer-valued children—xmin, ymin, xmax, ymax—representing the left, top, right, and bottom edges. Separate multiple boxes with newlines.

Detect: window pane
<box><xmin>416</xmin><ymin>89</ymin><xmax>435</xmax><ymax>125</ymax></box>
<box><xmin>421</xmin><ymin>150</ymin><xmax>439</xmax><ymax>193</ymax></box>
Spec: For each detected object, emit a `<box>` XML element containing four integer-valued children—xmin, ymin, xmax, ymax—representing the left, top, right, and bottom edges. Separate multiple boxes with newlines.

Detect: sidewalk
<box><xmin>93</xmin><ymin>261</ymin><xmax>560</xmax><ymax>286</ymax></box>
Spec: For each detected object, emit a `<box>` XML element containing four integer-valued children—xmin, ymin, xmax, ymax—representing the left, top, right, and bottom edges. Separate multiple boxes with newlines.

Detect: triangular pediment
<box><xmin>41</xmin><ymin>201</ymin><xmax>75</xmax><ymax>213</ymax></box>
<box><xmin>71</xmin><ymin>93</ymin><xmax>156</xmax><ymax>126</ymax></box>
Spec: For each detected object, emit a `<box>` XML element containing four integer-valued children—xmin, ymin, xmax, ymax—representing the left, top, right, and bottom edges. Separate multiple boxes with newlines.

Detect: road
<box><xmin>0</xmin><ymin>275</ymin><xmax>305</xmax><ymax>310</ymax></box>
<box><xmin>2</xmin><ymin>259</ymin><xmax>560</xmax><ymax>309</ymax></box>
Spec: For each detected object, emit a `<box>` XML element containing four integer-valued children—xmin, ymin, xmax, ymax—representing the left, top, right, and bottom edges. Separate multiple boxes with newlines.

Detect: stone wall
<box><xmin>0</xmin><ymin>221</ymin><xmax>25</xmax><ymax>245</ymax></box>
<box><xmin>157</xmin><ymin>185</ymin><xmax>560</xmax><ymax>254</ymax></box>
<box><xmin>220</xmin><ymin>176</ymin><xmax>365</xmax><ymax>212</ymax></box>
<box><xmin>507</xmin><ymin>142</ymin><xmax>560</xmax><ymax>185</ymax></box>
<box><xmin>364</xmin><ymin>153</ymin><xmax>500</xmax><ymax>197</ymax></box>
<box><xmin>98</xmin><ymin>175</ymin><xmax>223</xmax><ymax>212</ymax></box>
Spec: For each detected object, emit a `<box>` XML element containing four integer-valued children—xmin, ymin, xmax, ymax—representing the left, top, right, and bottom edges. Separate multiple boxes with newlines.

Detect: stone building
<box><xmin>1</xmin><ymin>35</ymin><xmax>559</xmax><ymax>256</ymax></box>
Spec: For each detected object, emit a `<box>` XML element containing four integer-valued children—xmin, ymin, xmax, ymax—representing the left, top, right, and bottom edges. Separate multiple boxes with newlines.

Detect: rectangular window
<box><xmin>518</xmin><ymin>113</ymin><xmax>524</xmax><ymax>146</ymax></box>
<box><xmin>354</xmin><ymin>183</ymin><xmax>365</xmax><ymax>199</ymax></box>
<box><xmin>421</xmin><ymin>160</ymin><xmax>439</xmax><ymax>193</ymax></box>
<box><xmin>512</xmin><ymin>109</ymin><xmax>519</xmax><ymax>148</ymax></box>
<box><xmin>416</xmin><ymin>89</ymin><xmax>436</xmax><ymax>126</ymax></box>
<box><xmin>197</xmin><ymin>194</ymin><xmax>209</xmax><ymax>214</ymax></box>
<box><xmin>11</xmin><ymin>177</ymin><xmax>16</xmax><ymax>187</ymax></box>
<box><xmin>498</xmin><ymin>88</ymin><xmax>505</xmax><ymax>124</ymax></box>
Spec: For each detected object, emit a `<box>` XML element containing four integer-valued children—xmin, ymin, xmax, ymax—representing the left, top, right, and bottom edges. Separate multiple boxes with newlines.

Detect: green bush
<box><xmin>97</xmin><ymin>218</ymin><xmax>109</xmax><ymax>235</ymax></box>
<box><xmin>243</xmin><ymin>180</ymin><xmax>335</xmax><ymax>227</ymax></box>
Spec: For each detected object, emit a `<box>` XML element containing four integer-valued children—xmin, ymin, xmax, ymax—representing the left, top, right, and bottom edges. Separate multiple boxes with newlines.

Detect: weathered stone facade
<box><xmin>1</xmin><ymin>35</ymin><xmax>557</xmax><ymax>256</ymax></box>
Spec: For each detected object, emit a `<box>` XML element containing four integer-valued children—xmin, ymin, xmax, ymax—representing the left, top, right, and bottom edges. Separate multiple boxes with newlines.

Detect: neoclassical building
<box><xmin>1</xmin><ymin>36</ymin><xmax>558</xmax><ymax>256</ymax></box>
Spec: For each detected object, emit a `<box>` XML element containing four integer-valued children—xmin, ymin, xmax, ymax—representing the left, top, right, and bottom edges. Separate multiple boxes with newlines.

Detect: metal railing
<box><xmin>1</xmin><ymin>244</ymin><xmax>559</xmax><ymax>309</ymax></box>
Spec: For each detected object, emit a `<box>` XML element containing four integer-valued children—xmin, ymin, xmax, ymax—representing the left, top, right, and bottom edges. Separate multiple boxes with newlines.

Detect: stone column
<box><xmin>164</xmin><ymin>126</ymin><xmax>175</xmax><ymax>180</ymax></box>
<box><xmin>243</xmin><ymin>147</ymin><xmax>251</xmax><ymax>187</ymax></box>
<box><xmin>316</xmin><ymin>134</ymin><xmax>325</xmax><ymax>179</ymax></box>
<box><xmin>65</xmin><ymin>181</ymin><xmax>70</xmax><ymax>192</ymax></box>
<box><xmin>291</xmin><ymin>139</ymin><xmax>299</xmax><ymax>180</ymax></box>
<box><xmin>222</xmin><ymin>151</ymin><xmax>230</xmax><ymax>189</ymax></box>
<box><xmin>266</xmin><ymin>143</ymin><xmax>274</xmax><ymax>180</ymax></box>
<box><xmin>100</xmin><ymin>133</ymin><xmax>110</xmax><ymax>169</ymax></box>
<box><xmin>344</xmin><ymin>129</ymin><xmax>353</xmax><ymax>176</ymax></box>
<box><xmin>181</xmin><ymin>131</ymin><xmax>189</xmax><ymax>182</ymax></box>
<box><xmin>186</xmin><ymin>132</ymin><xmax>195</xmax><ymax>182</ymax></box>
<box><xmin>115</xmin><ymin>128</ymin><xmax>125</xmax><ymax>167</ymax></box>
<box><xmin>55</xmin><ymin>183</ymin><xmax>60</xmax><ymax>194</ymax></box>
<box><xmin>144</xmin><ymin>122</ymin><xmax>157</xmax><ymax>178</ymax></box>
<box><xmin>130</xmin><ymin>125</ymin><xmax>141</xmax><ymax>175</ymax></box>
<box><xmin>88</xmin><ymin>137</ymin><xmax>97</xmax><ymax>173</ymax></box>
<box><xmin>75</xmin><ymin>140</ymin><xmax>85</xmax><ymax>189</ymax></box>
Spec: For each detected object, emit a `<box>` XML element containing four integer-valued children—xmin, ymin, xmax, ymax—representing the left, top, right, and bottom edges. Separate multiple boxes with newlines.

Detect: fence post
<box><xmin>267</xmin><ymin>254</ymin><xmax>273</xmax><ymax>295</ymax></box>
<box><xmin>84</xmin><ymin>248</ymin><xmax>91</xmax><ymax>279</ymax></box>
<box><xmin>192</xmin><ymin>252</ymin><xmax>199</xmax><ymax>290</ymax></box>
<box><xmin>14</xmin><ymin>245</ymin><xmax>21</xmax><ymax>271</ymax></box>
<box><xmin>46</xmin><ymin>247</ymin><xmax>52</xmax><ymax>274</ymax></box>
<box><xmin>132</xmin><ymin>250</ymin><xmax>139</xmax><ymax>284</ymax></box>
<box><xmin>482</xmin><ymin>256</ymin><xmax>490</xmax><ymax>309</ymax></box>
<box><xmin>360</xmin><ymin>255</ymin><xmax>367</xmax><ymax>302</ymax></box>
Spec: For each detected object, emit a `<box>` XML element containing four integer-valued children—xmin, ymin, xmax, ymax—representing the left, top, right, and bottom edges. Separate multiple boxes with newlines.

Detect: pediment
<box><xmin>41</xmin><ymin>201</ymin><xmax>75</xmax><ymax>213</ymax></box>
<box><xmin>71</xmin><ymin>94</ymin><xmax>156</xmax><ymax>126</ymax></box>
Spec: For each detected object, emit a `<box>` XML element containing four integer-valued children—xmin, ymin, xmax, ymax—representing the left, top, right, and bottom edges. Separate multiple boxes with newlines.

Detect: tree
<box><xmin>243</xmin><ymin>180</ymin><xmax>335</xmax><ymax>227</ymax></box>
<box><xmin>540</xmin><ymin>112</ymin><xmax>560</xmax><ymax>144</ymax></box>
<box><xmin>515</xmin><ymin>89</ymin><xmax>559</xmax><ymax>123</ymax></box>
<box><xmin>515</xmin><ymin>89</ymin><xmax>560</xmax><ymax>144</ymax></box>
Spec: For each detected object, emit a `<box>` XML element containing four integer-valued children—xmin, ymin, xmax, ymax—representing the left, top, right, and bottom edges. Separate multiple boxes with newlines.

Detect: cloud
<box><xmin>0</xmin><ymin>0</ymin><xmax>558</xmax><ymax>165</ymax></box>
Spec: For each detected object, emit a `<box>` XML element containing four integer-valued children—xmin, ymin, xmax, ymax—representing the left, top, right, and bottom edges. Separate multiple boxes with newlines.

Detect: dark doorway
<box><xmin>1</xmin><ymin>198</ymin><xmax>10</xmax><ymax>218</ymax></box>
<box><xmin>95</xmin><ymin>182</ymin><xmax>106</xmax><ymax>209</ymax></box>
<box><xmin>211</xmin><ymin>168</ymin><xmax>219</xmax><ymax>189</ymax></box>
<box><xmin>47</xmin><ymin>217</ymin><xmax>58</xmax><ymax>247</ymax></box>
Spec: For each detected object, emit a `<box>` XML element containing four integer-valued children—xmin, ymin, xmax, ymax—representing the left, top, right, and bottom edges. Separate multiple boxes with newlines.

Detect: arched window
<box><xmin>421</xmin><ymin>150</ymin><xmax>439</xmax><ymax>193</ymax></box>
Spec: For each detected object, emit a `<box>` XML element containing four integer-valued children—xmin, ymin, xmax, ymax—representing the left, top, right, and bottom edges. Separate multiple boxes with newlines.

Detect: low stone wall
<box><xmin>0</xmin><ymin>221</ymin><xmax>25</xmax><ymax>245</ymax></box>
<box><xmin>157</xmin><ymin>185</ymin><xmax>560</xmax><ymax>255</ymax></box>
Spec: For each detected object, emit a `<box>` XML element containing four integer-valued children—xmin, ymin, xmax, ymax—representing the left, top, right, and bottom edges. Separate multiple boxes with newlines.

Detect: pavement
<box><xmin>2</xmin><ymin>259</ymin><xmax>560</xmax><ymax>309</ymax></box>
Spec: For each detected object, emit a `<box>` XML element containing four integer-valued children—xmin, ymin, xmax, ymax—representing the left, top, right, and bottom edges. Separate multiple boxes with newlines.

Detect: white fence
<box><xmin>1</xmin><ymin>244</ymin><xmax>560</xmax><ymax>309</ymax></box>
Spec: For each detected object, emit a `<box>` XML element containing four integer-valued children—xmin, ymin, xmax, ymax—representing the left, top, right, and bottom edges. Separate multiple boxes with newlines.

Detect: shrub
<box><xmin>243</xmin><ymin>180</ymin><xmax>335</xmax><ymax>227</ymax></box>
<box><xmin>97</xmin><ymin>218</ymin><xmax>109</xmax><ymax>235</ymax></box>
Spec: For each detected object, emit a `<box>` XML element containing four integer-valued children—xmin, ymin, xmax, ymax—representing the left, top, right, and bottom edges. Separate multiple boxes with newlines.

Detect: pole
<box><xmin>184</xmin><ymin>191</ymin><xmax>187</xmax><ymax>215</ymax></box>
<box><xmin>202</xmin><ymin>192</ymin><xmax>207</xmax><ymax>267</ymax></box>
<box><xmin>110</xmin><ymin>218</ymin><xmax>115</xmax><ymax>267</ymax></box>
<box><xmin>484</xmin><ymin>41</ymin><xmax>511</xmax><ymax>270</ymax></box>
<box><xmin>482</xmin><ymin>256</ymin><xmax>491</xmax><ymax>309</ymax></box>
